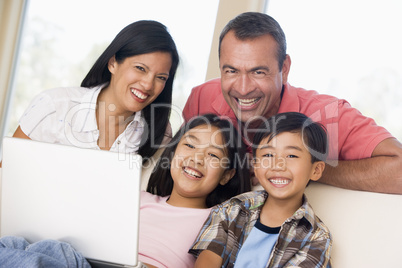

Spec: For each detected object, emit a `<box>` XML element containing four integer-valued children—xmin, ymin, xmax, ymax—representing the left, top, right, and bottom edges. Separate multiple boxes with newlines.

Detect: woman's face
<box><xmin>107</xmin><ymin>51</ymin><xmax>172</xmax><ymax>116</ymax></box>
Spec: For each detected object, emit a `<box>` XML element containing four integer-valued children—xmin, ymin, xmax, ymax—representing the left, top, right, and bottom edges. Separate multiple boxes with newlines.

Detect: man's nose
<box><xmin>236</xmin><ymin>74</ymin><xmax>255</xmax><ymax>96</ymax></box>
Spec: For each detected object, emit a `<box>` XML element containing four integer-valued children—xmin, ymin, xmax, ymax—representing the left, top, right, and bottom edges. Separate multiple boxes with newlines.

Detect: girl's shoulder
<box><xmin>140</xmin><ymin>191</ymin><xmax>169</xmax><ymax>205</ymax></box>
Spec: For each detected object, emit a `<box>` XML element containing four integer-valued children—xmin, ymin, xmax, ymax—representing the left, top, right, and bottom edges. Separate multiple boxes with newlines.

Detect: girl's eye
<box><xmin>184</xmin><ymin>143</ymin><xmax>195</xmax><ymax>149</ymax></box>
<box><xmin>263</xmin><ymin>153</ymin><xmax>274</xmax><ymax>157</ymax></box>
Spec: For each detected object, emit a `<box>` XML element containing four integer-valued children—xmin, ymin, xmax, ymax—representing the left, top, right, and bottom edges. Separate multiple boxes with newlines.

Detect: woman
<box><xmin>12</xmin><ymin>20</ymin><xmax>179</xmax><ymax>160</ymax></box>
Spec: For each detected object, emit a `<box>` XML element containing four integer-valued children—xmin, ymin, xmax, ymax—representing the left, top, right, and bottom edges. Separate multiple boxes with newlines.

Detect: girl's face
<box><xmin>106</xmin><ymin>51</ymin><xmax>172</xmax><ymax>117</ymax></box>
<box><xmin>169</xmin><ymin>124</ymin><xmax>235</xmax><ymax>208</ymax></box>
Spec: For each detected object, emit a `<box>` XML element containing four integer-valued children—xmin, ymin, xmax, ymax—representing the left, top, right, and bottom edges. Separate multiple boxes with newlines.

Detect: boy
<box><xmin>189</xmin><ymin>112</ymin><xmax>332</xmax><ymax>268</ymax></box>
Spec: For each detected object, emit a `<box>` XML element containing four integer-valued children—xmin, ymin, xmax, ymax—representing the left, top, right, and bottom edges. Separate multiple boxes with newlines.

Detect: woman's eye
<box><xmin>158</xmin><ymin>76</ymin><xmax>168</xmax><ymax>81</ymax></box>
<box><xmin>135</xmin><ymin>66</ymin><xmax>145</xmax><ymax>72</ymax></box>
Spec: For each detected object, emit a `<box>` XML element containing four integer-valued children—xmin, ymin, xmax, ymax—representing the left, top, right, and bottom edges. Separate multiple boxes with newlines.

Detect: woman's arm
<box><xmin>12</xmin><ymin>126</ymin><xmax>31</xmax><ymax>140</ymax></box>
<box><xmin>194</xmin><ymin>250</ymin><xmax>222</xmax><ymax>268</ymax></box>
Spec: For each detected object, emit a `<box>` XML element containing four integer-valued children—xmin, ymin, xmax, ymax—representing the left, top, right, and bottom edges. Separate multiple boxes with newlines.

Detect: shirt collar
<box><xmin>70</xmin><ymin>84</ymin><xmax>144</xmax><ymax>133</ymax></box>
<box><xmin>286</xmin><ymin>194</ymin><xmax>316</xmax><ymax>228</ymax></box>
<box><xmin>233</xmin><ymin>190</ymin><xmax>316</xmax><ymax>228</ymax></box>
<box><xmin>71</xmin><ymin>85</ymin><xmax>103</xmax><ymax>132</ymax></box>
<box><xmin>211</xmin><ymin>87</ymin><xmax>239</xmax><ymax>129</ymax></box>
<box><xmin>278</xmin><ymin>82</ymin><xmax>300</xmax><ymax>113</ymax></box>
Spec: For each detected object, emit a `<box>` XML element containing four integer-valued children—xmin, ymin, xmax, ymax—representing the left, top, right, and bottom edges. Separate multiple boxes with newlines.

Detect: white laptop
<box><xmin>0</xmin><ymin>137</ymin><xmax>147</xmax><ymax>268</ymax></box>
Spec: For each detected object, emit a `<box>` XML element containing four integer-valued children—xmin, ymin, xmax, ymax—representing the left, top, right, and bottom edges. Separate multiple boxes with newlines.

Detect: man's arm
<box><xmin>194</xmin><ymin>250</ymin><xmax>223</xmax><ymax>268</ymax></box>
<box><xmin>320</xmin><ymin>138</ymin><xmax>402</xmax><ymax>194</ymax></box>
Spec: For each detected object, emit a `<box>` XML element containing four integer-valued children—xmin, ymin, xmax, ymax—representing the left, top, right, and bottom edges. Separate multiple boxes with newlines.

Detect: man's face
<box><xmin>219</xmin><ymin>31</ymin><xmax>290</xmax><ymax>125</ymax></box>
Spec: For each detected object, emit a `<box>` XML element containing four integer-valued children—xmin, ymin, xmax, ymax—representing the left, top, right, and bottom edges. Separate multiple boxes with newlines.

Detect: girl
<box><xmin>139</xmin><ymin>114</ymin><xmax>251</xmax><ymax>268</ymax></box>
<box><xmin>11</xmin><ymin>20</ymin><xmax>179</xmax><ymax>160</ymax></box>
<box><xmin>0</xmin><ymin>114</ymin><xmax>251</xmax><ymax>267</ymax></box>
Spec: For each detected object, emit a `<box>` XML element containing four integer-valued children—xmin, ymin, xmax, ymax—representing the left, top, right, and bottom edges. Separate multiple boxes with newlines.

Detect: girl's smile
<box><xmin>168</xmin><ymin>124</ymin><xmax>234</xmax><ymax>208</ymax></box>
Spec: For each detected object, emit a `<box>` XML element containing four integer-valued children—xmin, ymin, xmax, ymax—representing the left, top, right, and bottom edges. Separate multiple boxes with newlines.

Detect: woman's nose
<box><xmin>140</xmin><ymin>74</ymin><xmax>154</xmax><ymax>91</ymax></box>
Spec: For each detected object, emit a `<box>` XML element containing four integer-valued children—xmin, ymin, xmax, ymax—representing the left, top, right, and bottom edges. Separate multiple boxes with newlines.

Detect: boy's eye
<box><xmin>287</xmin><ymin>154</ymin><xmax>298</xmax><ymax>158</ymax></box>
<box><xmin>208</xmin><ymin>153</ymin><xmax>220</xmax><ymax>159</ymax></box>
<box><xmin>263</xmin><ymin>153</ymin><xmax>274</xmax><ymax>157</ymax></box>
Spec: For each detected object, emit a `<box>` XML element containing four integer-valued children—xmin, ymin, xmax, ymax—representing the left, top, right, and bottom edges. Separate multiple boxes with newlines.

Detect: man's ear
<box><xmin>220</xmin><ymin>168</ymin><xmax>236</xmax><ymax>185</ymax></box>
<box><xmin>108</xmin><ymin>56</ymin><xmax>117</xmax><ymax>74</ymax></box>
<box><xmin>281</xmin><ymin>54</ymin><xmax>291</xmax><ymax>85</ymax></box>
<box><xmin>310</xmin><ymin>161</ymin><xmax>325</xmax><ymax>182</ymax></box>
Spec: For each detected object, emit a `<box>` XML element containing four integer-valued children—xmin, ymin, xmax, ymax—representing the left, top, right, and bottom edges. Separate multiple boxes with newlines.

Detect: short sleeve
<box><xmin>189</xmin><ymin>204</ymin><xmax>228</xmax><ymax>258</ymax></box>
<box><xmin>19</xmin><ymin>92</ymin><xmax>57</xmax><ymax>140</ymax></box>
<box><xmin>182</xmin><ymin>86</ymin><xmax>200</xmax><ymax>122</ymax></box>
<box><xmin>331</xmin><ymin>100</ymin><xmax>392</xmax><ymax>160</ymax></box>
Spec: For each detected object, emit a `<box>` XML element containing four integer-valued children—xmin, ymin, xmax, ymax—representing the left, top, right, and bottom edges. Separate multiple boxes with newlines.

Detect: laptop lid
<box><xmin>1</xmin><ymin>137</ymin><xmax>142</xmax><ymax>267</ymax></box>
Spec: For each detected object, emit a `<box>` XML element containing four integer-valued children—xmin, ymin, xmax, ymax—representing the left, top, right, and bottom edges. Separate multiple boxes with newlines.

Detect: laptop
<box><xmin>0</xmin><ymin>137</ymin><xmax>147</xmax><ymax>268</ymax></box>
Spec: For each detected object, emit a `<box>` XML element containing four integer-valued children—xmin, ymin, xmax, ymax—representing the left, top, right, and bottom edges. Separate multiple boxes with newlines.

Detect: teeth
<box><xmin>269</xmin><ymin>178</ymin><xmax>290</xmax><ymax>185</ymax></box>
<box><xmin>238</xmin><ymin>98</ymin><xmax>259</xmax><ymax>106</ymax></box>
<box><xmin>131</xmin><ymin>89</ymin><xmax>148</xmax><ymax>100</ymax></box>
<box><xmin>183</xmin><ymin>167</ymin><xmax>202</xmax><ymax>178</ymax></box>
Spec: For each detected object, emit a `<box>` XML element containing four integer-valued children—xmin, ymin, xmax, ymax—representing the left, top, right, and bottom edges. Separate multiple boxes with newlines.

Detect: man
<box><xmin>182</xmin><ymin>12</ymin><xmax>402</xmax><ymax>194</ymax></box>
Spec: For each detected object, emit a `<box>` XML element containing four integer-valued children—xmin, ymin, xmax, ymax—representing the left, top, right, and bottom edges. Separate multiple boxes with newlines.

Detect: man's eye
<box><xmin>225</xmin><ymin>69</ymin><xmax>236</xmax><ymax>74</ymax></box>
<box><xmin>254</xmin><ymin>70</ymin><xmax>266</xmax><ymax>77</ymax></box>
<box><xmin>135</xmin><ymin>66</ymin><xmax>145</xmax><ymax>72</ymax></box>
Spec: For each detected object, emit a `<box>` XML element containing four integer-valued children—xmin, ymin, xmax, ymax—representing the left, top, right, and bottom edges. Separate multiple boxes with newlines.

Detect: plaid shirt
<box><xmin>189</xmin><ymin>190</ymin><xmax>332</xmax><ymax>268</ymax></box>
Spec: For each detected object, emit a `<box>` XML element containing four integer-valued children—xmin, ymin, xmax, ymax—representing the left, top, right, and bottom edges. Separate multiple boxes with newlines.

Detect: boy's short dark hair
<box><xmin>252</xmin><ymin>112</ymin><xmax>328</xmax><ymax>163</ymax></box>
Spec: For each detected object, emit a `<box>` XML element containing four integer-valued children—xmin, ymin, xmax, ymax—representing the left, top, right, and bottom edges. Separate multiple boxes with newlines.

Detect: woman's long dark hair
<box><xmin>147</xmin><ymin>114</ymin><xmax>251</xmax><ymax>208</ymax></box>
<box><xmin>81</xmin><ymin>20</ymin><xmax>179</xmax><ymax>160</ymax></box>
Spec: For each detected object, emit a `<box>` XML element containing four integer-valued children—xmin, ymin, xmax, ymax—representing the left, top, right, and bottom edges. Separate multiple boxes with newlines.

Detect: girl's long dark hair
<box><xmin>81</xmin><ymin>20</ymin><xmax>179</xmax><ymax>160</ymax></box>
<box><xmin>147</xmin><ymin>114</ymin><xmax>251</xmax><ymax>208</ymax></box>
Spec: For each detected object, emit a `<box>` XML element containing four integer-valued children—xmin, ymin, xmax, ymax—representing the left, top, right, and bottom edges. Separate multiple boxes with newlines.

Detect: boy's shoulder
<box><xmin>295</xmin><ymin>196</ymin><xmax>332</xmax><ymax>239</ymax></box>
<box><xmin>218</xmin><ymin>190</ymin><xmax>268</xmax><ymax>210</ymax></box>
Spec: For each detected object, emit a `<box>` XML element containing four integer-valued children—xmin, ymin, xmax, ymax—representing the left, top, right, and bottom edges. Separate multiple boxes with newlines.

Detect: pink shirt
<box><xmin>183</xmin><ymin>78</ymin><xmax>392</xmax><ymax>160</ymax></box>
<box><xmin>139</xmin><ymin>191</ymin><xmax>211</xmax><ymax>268</ymax></box>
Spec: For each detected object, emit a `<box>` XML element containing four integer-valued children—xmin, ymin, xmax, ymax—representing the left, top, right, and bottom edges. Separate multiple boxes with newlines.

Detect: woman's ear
<box><xmin>310</xmin><ymin>161</ymin><xmax>325</xmax><ymax>182</ymax></box>
<box><xmin>220</xmin><ymin>169</ymin><xmax>236</xmax><ymax>185</ymax></box>
<box><xmin>108</xmin><ymin>56</ymin><xmax>117</xmax><ymax>74</ymax></box>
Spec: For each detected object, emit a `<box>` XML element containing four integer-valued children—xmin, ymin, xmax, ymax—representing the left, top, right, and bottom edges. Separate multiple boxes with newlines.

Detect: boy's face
<box><xmin>253</xmin><ymin>132</ymin><xmax>325</xmax><ymax>203</ymax></box>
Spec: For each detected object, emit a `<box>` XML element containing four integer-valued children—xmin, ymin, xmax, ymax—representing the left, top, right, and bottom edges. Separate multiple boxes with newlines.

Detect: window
<box><xmin>266</xmin><ymin>0</ymin><xmax>402</xmax><ymax>140</ymax></box>
<box><xmin>4</xmin><ymin>0</ymin><xmax>219</xmax><ymax>137</ymax></box>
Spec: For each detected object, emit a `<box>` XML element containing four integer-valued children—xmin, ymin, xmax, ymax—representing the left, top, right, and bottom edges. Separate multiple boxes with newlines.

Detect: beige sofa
<box><xmin>1</xmin><ymin>165</ymin><xmax>401</xmax><ymax>267</ymax></box>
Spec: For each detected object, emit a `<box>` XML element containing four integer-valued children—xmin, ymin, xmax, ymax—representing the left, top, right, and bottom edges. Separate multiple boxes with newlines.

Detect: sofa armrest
<box><xmin>305</xmin><ymin>182</ymin><xmax>402</xmax><ymax>268</ymax></box>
